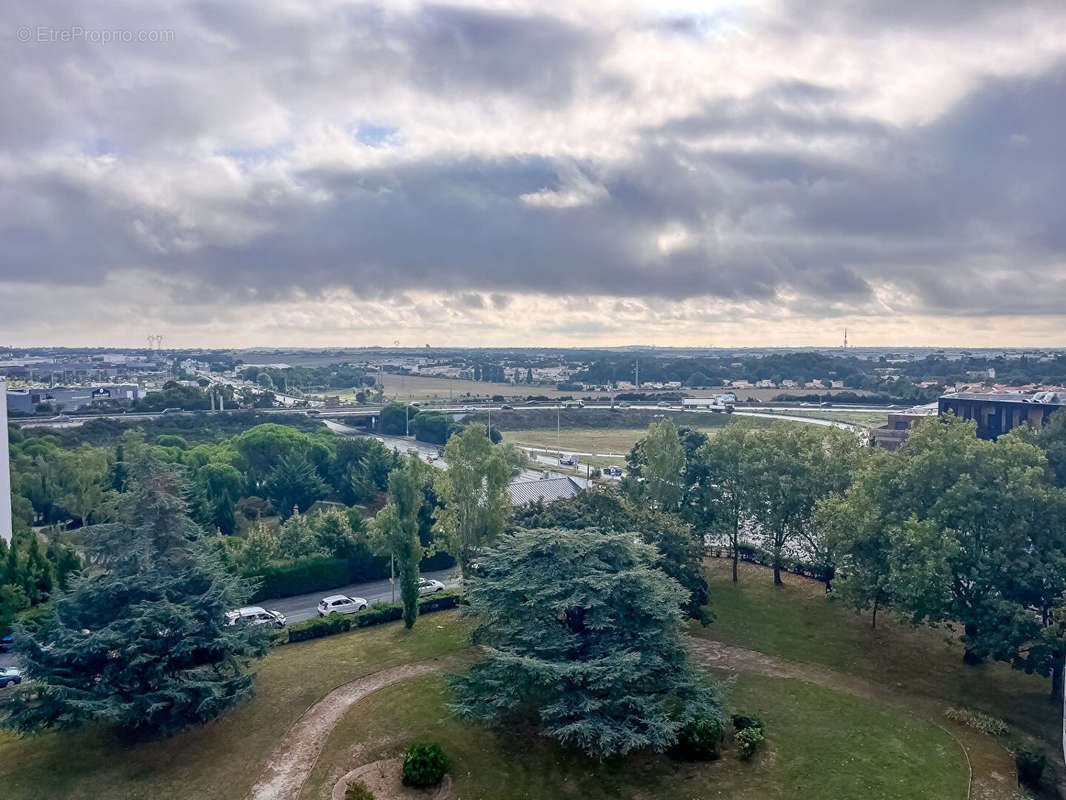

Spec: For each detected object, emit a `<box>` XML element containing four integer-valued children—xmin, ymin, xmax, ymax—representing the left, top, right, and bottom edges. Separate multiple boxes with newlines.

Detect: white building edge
<box><xmin>0</xmin><ymin>379</ymin><xmax>12</xmax><ymax>543</ymax></box>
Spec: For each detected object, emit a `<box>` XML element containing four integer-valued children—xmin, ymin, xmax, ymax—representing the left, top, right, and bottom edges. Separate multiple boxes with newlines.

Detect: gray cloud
<box><xmin>2</xmin><ymin>0</ymin><xmax>1066</xmax><ymax>345</ymax></box>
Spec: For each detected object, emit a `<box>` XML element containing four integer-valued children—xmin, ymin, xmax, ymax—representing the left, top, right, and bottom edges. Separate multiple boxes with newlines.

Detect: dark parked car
<box><xmin>0</xmin><ymin>667</ymin><xmax>22</xmax><ymax>688</ymax></box>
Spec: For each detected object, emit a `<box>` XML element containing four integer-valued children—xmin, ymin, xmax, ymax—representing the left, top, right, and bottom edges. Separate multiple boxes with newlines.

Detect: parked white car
<box><xmin>418</xmin><ymin>578</ymin><xmax>446</xmax><ymax>596</ymax></box>
<box><xmin>317</xmin><ymin>594</ymin><xmax>369</xmax><ymax>616</ymax></box>
<box><xmin>225</xmin><ymin>606</ymin><xmax>287</xmax><ymax>628</ymax></box>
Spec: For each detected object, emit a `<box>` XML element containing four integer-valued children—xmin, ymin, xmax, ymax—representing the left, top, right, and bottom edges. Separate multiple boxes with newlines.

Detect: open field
<box><xmin>376</xmin><ymin>374</ymin><xmax>608</xmax><ymax>403</ymax></box>
<box><xmin>698</xmin><ymin>559</ymin><xmax>1060</xmax><ymax>751</ymax></box>
<box><xmin>302</xmin><ymin>671</ymin><xmax>968</xmax><ymax>800</ymax></box>
<box><xmin>755</xmin><ymin>408</ymin><xmax>891</xmax><ymax>427</ymax></box>
<box><xmin>503</xmin><ymin>425</ymin><xmax>731</xmax><ymax>459</ymax></box>
<box><xmin>0</xmin><ymin>613</ymin><xmax>472</xmax><ymax>800</ymax></box>
<box><xmin>503</xmin><ymin>427</ymin><xmax>672</xmax><ymax>457</ymax></box>
<box><xmin>367</xmin><ymin>375</ymin><xmax>878</xmax><ymax>405</ymax></box>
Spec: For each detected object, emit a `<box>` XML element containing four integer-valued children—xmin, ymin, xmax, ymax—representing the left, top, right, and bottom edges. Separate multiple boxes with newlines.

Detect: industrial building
<box><xmin>870</xmin><ymin>403</ymin><xmax>939</xmax><ymax>450</ymax></box>
<box><xmin>5</xmin><ymin>384</ymin><xmax>144</xmax><ymax>414</ymax></box>
<box><xmin>938</xmin><ymin>391</ymin><xmax>1066</xmax><ymax>439</ymax></box>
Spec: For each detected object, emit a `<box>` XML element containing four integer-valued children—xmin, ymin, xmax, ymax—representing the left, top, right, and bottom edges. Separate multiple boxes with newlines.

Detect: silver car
<box><xmin>418</xmin><ymin>578</ymin><xmax>446</xmax><ymax>596</ymax></box>
<box><xmin>225</xmin><ymin>606</ymin><xmax>287</xmax><ymax>628</ymax></box>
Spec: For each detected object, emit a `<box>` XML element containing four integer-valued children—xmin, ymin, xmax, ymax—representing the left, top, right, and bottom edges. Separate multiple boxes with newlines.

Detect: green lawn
<box><xmin>758</xmin><ymin>408</ymin><xmax>891</xmax><ymax>427</ymax></box>
<box><xmin>502</xmin><ymin>426</ymin><xmax>725</xmax><ymax>458</ymax></box>
<box><xmin>698</xmin><ymin>559</ymin><xmax>1060</xmax><ymax>749</ymax></box>
<box><xmin>302</xmin><ymin>672</ymin><xmax>968</xmax><ymax>800</ymax></box>
<box><xmin>0</xmin><ymin>612</ymin><xmax>472</xmax><ymax>800</ymax></box>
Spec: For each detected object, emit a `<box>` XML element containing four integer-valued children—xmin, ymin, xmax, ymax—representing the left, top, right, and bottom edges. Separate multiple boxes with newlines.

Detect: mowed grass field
<box><xmin>302</xmin><ymin>672</ymin><xmax>968</xmax><ymax>800</ymax></box>
<box><xmin>755</xmin><ymin>408</ymin><xmax>891</xmax><ymax>427</ymax></box>
<box><xmin>698</xmin><ymin>559</ymin><xmax>1061</xmax><ymax>749</ymax></box>
<box><xmin>502</xmin><ymin>427</ymin><xmax>678</xmax><ymax>456</ymax></box>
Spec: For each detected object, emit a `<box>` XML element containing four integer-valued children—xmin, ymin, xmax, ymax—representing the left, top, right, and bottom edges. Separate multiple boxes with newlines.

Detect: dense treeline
<box><xmin>572</xmin><ymin>351</ymin><xmax>1066</xmax><ymax>392</ymax></box>
<box><xmin>626</xmin><ymin>410</ymin><xmax>1066</xmax><ymax>697</ymax></box>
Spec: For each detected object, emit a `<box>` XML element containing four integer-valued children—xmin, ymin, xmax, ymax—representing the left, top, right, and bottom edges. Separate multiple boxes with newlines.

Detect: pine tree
<box><xmin>4</xmin><ymin>458</ymin><xmax>267</xmax><ymax>739</ymax></box>
<box><xmin>214</xmin><ymin>489</ymin><xmax>238</xmax><ymax>535</ymax></box>
<box><xmin>265</xmin><ymin>452</ymin><xmax>327</xmax><ymax>519</ymax></box>
<box><xmin>451</xmin><ymin>528</ymin><xmax>720</xmax><ymax>758</ymax></box>
<box><xmin>109</xmin><ymin>443</ymin><xmax>129</xmax><ymax>493</ymax></box>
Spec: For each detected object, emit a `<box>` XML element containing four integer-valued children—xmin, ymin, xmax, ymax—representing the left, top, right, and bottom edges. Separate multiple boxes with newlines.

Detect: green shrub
<box><xmin>287</xmin><ymin>614</ymin><xmax>352</xmax><ymax>643</ymax></box>
<box><xmin>249</xmin><ymin>556</ymin><xmax>349</xmax><ymax>600</ymax></box>
<box><xmin>735</xmin><ymin>726</ymin><xmax>765</xmax><ymax>760</ymax></box>
<box><xmin>674</xmin><ymin>716</ymin><xmax>724</xmax><ymax>761</ymax></box>
<box><xmin>1015</xmin><ymin>746</ymin><xmax>1046</xmax><ymax>787</ymax></box>
<box><xmin>344</xmin><ymin>780</ymin><xmax>375</xmax><ymax>800</ymax></box>
<box><xmin>944</xmin><ymin>707</ymin><xmax>1009</xmax><ymax>737</ymax></box>
<box><xmin>402</xmin><ymin>742</ymin><xmax>449</xmax><ymax>788</ymax></box>
<box><xmin>731</xmin><ymin>712</ymin><xmax>765</xmax><ymax>734</ymax></box>
<box><xmin>283</xmin><ymin>591</ymin><xmax>461</xmax><ymax>644</ymax></box>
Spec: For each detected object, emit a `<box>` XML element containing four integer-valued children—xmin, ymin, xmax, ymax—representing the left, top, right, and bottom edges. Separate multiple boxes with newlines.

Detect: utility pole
<box><xmin>391</xmin><ymin>554</ymin><xmax>396</xmax><ymax>603</ymax></box>
<box><xmin>557</xmin><ymin>406</ymin><xmax>561</xmax><ymax>453</ymax></box>
<box><xmin>405</xmin><ymin>403</ymin><xmax>409</xmax><ymax>437</ymax></box>
<box><xmin>635</xmin><ymin>359</ymin><xmax>640</xmax><ymax>391</ymax></box>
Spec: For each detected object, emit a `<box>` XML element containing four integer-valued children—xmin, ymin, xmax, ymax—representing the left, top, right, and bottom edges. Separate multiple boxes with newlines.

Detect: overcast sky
<box><xmin>3</xmin><ymin>0</ymin><xmax>1066</xmax><ymax>348</ymax></box>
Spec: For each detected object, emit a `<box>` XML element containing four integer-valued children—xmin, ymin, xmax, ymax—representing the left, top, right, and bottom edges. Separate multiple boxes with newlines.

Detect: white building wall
<box><xmin>0</xmin><ymin>380</ymin><xmax>12</xmax><ymax>543</ymax></box>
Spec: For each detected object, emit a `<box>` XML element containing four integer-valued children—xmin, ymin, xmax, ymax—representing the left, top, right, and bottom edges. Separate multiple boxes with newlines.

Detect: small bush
<box><xmin>402</xmin><ymin>742</ymin><xmax>449</xmax><ymax>788</ymax></box>
<box><xmin>345</xmin><ymin>780</ymin><xmax>374</xmax><ymax>800</ymax></box>
<box><xmin>735</xmin><ymin>726</ymin><xmax>765</xmax><ymax>761</ymax></box>
<box><xmin>1015</xmin><ymin>746</ymin><xmax>1046</xmax><ymax>788</ymax></box>
<box><xmin>731</xmin><ymin>712</ymin><xmax>765</xmax><ymax>734</ymax></box>
<box><xmin>944</xmin><ymin>707</ymin><xmax>1009</xmax><ymax>737</ymax></box>
<box><xmin>674</xmin><ymin>717</ymin><xmax>724</xmax><ymax>761</ymax></box>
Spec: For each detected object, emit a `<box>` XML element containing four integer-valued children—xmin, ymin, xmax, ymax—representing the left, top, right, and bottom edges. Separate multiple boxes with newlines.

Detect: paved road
<box><xmin>261</xmin><ymin>567</ymin><xmax>460</xmax><ymax>625</ymax></box>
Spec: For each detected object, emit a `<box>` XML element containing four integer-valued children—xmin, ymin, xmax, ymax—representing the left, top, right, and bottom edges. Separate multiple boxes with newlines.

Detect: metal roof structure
<box><xmin>507</xmin><ymin>476</ymin><xmax>583</xmax><ymax>507</ymax></box>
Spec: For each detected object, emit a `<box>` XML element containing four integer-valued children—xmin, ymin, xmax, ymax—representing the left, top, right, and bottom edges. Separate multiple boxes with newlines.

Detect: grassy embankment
<box><xmin>697</xmin><ymin>558</ymin><xmax>1060</xmax><ymax>776</ymax></box>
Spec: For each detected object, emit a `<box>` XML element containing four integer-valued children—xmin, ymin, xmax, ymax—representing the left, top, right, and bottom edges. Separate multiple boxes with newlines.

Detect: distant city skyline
<box><xmin>4</xmin><ymin>0</ymin><xmax>1066</xmax><ymax>348</ymax></box>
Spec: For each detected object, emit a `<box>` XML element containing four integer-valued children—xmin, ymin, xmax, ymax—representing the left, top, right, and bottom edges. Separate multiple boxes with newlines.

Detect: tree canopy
<box><xmin>451</xmin><ymin>527</ymin><xmax>720</xmax><ymax>758</ymax></box>
<box><xmin>4</xmin><ymin>459</ymin><xmax>267</xmax><ymax>738</ymax></box>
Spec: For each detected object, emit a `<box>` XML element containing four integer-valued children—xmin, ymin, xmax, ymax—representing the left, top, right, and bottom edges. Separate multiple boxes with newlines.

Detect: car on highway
<box><xmin>559</xmin><ymin>453</ymin><xmax>578</xmax><ymax>466</ymax></box>
<box><xmin>418</xmin><ymin>578</ymin><xmax>446</xmax><ymax>596</ymax></box>
<box><xmin>225</xmin><ymin>606</ymin><xmax>287</xmax><ymax>628</ymax></box>
<box><xmin>603</xmin><ymin>465</ymin><xmax>623</xmax><ymax>477</ymax></box>
<box><xmin>501</xmin><ymin>404</ymin><xmax>514</xmax><ymax>410</ymax></box>
<box><xmin>161</xmin><ymin>407</ymin><xmax>182</xmax><ymax>415</ymax></box>
<box><xmin>305</xmin><ymin>409</ymin><xmax>320</xmax><ymax>416</ymax></box>
<box><xmin>0</xmin><ymin>667</ymin><xmax>22</xmax><ymax>688</ymax></box>
<box><xmin>318</xmin><ymin>594</ymin><xmax>369</xmax><ymax>616</ymax></box>
<box><xmin>50</xmin><ymin>414</ymin><xmax>72</xmax><ymax>423</ymax></box>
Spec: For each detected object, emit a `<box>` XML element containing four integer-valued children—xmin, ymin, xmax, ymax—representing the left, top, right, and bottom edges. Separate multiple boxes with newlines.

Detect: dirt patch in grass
<box><xmin>250</xmin><ymin>654</ymin><xmax>471</xmax><ymax>800</ymax></box>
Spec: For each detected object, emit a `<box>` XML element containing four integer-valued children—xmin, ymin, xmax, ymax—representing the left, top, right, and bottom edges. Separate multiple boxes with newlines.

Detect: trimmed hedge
<box><xmin>248</xmin><ymin>556</ymin><xmax>350</xmax><ymax>601</ymax></box>
<box><xmin>248</xmin><ymin>551</ymin><xmax>458</xmax><ymax>601</ymax></box>
<box><xmin>285</xmin><ymin>591</ymin><xmax>461</xmax><ymax>644</ymax></box>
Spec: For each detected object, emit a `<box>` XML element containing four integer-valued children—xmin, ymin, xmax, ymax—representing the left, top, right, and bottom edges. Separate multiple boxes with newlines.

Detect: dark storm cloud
<box><xmin>2</xmin><ymin>0</ymin><xmax>1066</xmax><ymax>334</ymax></box>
